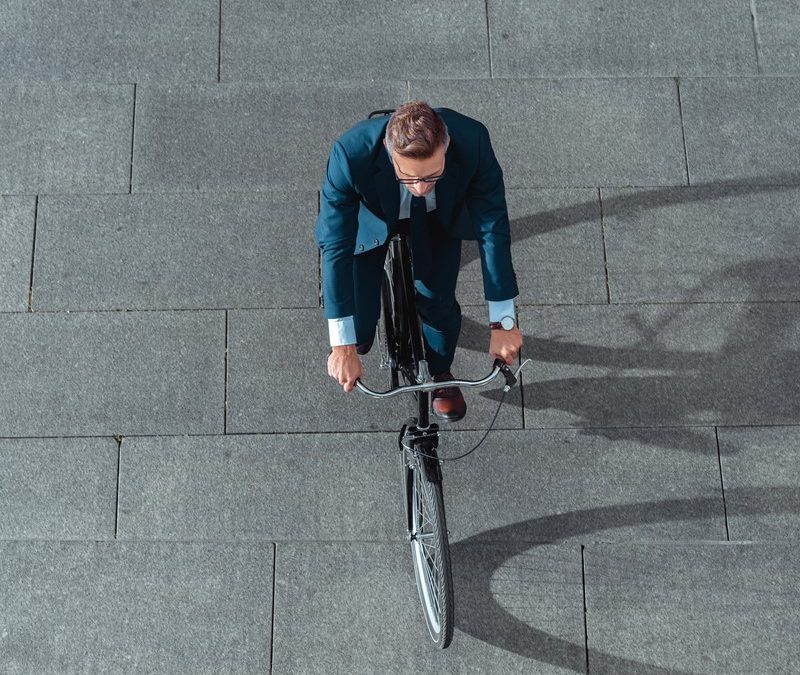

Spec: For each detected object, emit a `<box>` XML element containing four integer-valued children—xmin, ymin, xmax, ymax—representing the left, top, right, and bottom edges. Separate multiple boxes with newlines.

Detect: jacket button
<box><xmin>374</xmin><ymin>239</ymin><xmax>379</xmax><ymax>245</ymax></box>
<box><xmin>358</xmin><ymin>244</ymin><xmax>364</xmax><ymax>251</ymax></box>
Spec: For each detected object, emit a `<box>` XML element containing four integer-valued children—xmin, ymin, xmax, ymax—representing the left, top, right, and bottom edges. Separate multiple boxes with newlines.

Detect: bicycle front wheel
<box><xmin>409</xmin><ymin>455</ymin><xmax>454</xmax><ymax>648</ymax></box>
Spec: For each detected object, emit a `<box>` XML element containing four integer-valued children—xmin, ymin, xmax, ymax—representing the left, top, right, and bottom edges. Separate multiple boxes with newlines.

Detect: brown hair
<box><xmin>385</xmin><ymin>101</ymin><xmax>449</xmax><ymax>159</ymax></box>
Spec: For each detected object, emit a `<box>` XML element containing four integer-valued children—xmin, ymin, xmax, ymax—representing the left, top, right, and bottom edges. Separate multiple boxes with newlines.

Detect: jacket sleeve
<box><xmin>315</xmin><ymin>140</ymin><xmax>360</xmax><ymax>319</ymax></box>
<box><xmin>465</xmin><ymin>123</ymin><xmax>519</xmax><ymax>302</ymax></box>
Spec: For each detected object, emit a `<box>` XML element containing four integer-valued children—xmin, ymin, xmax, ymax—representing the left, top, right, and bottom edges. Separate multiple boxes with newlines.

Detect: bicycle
<box><xmin>355</xmin><ymin>227</ymin><xmax>525</xmax><ymax>648</ymax></box>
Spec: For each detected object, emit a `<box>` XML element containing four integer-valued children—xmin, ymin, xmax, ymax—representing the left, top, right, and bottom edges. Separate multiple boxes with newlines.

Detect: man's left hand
<box><xmin>489</xmin><ymin>326</ymin><xmax>523</xmax><ymax>365</ymax></box>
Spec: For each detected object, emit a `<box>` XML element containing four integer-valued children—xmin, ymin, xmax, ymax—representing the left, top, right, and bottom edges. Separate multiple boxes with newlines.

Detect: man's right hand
<box><xmin>327</xmin><ymin>344</ymin><xmax>365</xmax><ymax>393</ymax></box>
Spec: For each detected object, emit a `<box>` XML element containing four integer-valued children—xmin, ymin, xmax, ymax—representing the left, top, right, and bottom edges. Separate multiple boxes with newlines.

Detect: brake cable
<box><xmin>401</xmin><ymin>359</ymin><xmax>532</xmax><ymax>462</ymax></box>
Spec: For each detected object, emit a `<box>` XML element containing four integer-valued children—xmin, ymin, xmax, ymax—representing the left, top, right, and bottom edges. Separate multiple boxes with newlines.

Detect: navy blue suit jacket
<box><xmin>315</xmin><ymin>107</ymin><xmax>518</xmax><ymax>320</ymax></box>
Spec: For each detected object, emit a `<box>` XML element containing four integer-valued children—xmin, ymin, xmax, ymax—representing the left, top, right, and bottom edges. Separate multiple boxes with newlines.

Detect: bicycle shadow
<box><xmin>450</xmin><ymin>486</ymin><xmax>800</xmax><ymax>673</ymax></box>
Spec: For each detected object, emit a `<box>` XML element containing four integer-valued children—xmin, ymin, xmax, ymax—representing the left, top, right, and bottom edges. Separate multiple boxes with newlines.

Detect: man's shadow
<box><xmin>442</xmin><ymin>175</ymin><xmax>800</xmax><ymax>671</ymax></box>
<box><xmin>451</xmin><ymin>486</ymin><xmax>800</xmax><ymax>673</ymax></box>
<box><xmin>455</xmin><ymin>175</ymin><xmax>800</xmax><ymax>456</ymax></box>
<box><xmin>459</xmin><ymin>174</ymin><xmax>800</xmax><ymax>272</ymax></box>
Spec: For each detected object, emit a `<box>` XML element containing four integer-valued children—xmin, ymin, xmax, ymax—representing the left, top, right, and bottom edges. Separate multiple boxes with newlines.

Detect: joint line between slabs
<box><xmin>224</xmin><ymin>310</ymin><xmax>229</xmax><ymax>434</ymax></box>
<box><xmin>317</xmin><ymin>190</ymin><xmax>323</xmax><ymax>309</ymax></box>
<box><xmin>269</xmin><ymin>543</ymin><xmax>277</xmax><ymax>672</ymax></box>
<box><xmin>5</xmin><ymin>298</ymin><xmax>800</xmax><ymax>317</ymax></box>
<box><xmin>484</xmin><ymin>0</ymin><xmax>493</xmax><ymax>78</ymax></box>
<box><xmin>3</xmin><ymin>422</ymin><xmax>796</xmax><ymax>442</ymax></box>
<box><xmin>28</xmin><ymin>195</ymin><xmax>38</xmax><ymax>312</ymax></box>
<box><xmin>581</xmin><ymin>544</ymin><xmax>590</xmax><ymax>673</ymax></box>
<box><xmin>598</xmin><ymin>188</ymin><xmax>611</xmax><ymax>304</ymax></box>
<box><xmin>750</xmin><ymin>0</ymin><xmax>763</xmax><ymax>75</ymax></box>
<box><xmin>715</xmin><ymin>426</ymin><xmax>731</xmax><ymax>541</ymax></box>
<box><xmin>518</xmin><ymin>341</ymin><xmax>527</xmax><ymax>430</ymax></box>
<box><xmin>129</xmin><ymin>84</ymin><xmax>137</xmax><ymax>194</ymax></box>
<box><xmin>114</xmin><ymin>435</ymin><xmax>122</xmax><ymax>539</ymax></box>
<box><xmin>218</xmin><ymin>0</ymin><xmax>223</xmax><ymax>82</ymax></box>
<box><xmin>674</xmin><ymin>78</ymin><xmax>691</xmax><ymax>186</ymax></box>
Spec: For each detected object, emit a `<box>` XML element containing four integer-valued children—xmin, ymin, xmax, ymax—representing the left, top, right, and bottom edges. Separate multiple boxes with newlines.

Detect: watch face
<box><xmin>501</xmin><ymin>315</ymin><xmax>515</xmax><ymax>330</ymax></box>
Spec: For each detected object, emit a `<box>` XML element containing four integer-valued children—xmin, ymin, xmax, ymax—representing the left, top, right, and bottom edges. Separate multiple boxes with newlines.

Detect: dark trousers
<box><xmin>353</xmin><ymin>210</ymin><xmax>462</xmax><ymax>375</ymax></box>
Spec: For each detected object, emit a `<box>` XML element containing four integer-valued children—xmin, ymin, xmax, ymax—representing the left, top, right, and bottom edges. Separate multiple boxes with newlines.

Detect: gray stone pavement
<box><xmin>2</xmin><ymin>1</ymin><xmax>800</xmax><ymax>672</ymax></box>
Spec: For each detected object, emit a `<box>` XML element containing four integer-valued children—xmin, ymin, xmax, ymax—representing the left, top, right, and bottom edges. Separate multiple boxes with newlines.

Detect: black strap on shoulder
<box><xmin>367</xmin><ymin>109</ymin><xmax>396</xmax><ymax>119</ymax></box>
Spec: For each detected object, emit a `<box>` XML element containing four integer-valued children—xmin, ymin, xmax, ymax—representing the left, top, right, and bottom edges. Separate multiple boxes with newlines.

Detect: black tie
<box><xmin>409</xmin><ymin>195</ymin><xmax>432</xmax><ymax>277</ymax></box>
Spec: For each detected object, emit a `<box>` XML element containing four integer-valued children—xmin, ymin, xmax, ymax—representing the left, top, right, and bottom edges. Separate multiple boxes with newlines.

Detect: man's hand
<box><xmin>489</xmin><ymin>326</ymin><xmax>523</xmax><ymax>365</ymax></box>
<box><xmin>327</xmin><ymin>344</ymin><xmax>365</xmax><ymax>393</ymax></box>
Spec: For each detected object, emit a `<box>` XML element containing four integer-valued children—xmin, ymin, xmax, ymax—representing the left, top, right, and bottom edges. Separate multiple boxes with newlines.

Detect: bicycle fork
<box><xmin>400</xmin><ymin>422</ymin><xmax>442</xmax><ymax>538</ymax></box>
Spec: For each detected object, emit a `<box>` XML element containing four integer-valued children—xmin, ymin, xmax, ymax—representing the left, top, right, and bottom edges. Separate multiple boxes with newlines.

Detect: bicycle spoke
<box><xmin>419</xmin><ymin>548</ymin><xmax>440</xmax><ymax>618</ymax></box>
<box><xmin>421</xmin><ymin>541</ymin><xmax>439</xmax><ymax>558</ymax></box>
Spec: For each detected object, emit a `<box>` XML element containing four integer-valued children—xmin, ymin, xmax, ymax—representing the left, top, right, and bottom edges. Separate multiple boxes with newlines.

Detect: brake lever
<box><xmin>493</xmin><ymin>358</ymin><xmax>533</xmax><ymax>392</ymax></box>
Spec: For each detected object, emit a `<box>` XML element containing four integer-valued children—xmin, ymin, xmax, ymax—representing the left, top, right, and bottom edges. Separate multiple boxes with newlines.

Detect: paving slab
<box><xmin>584</xmin><ymin>542</ymin><xmax>800</xmax><ymax>674</ymax></box>
<box><xmin>223</xmin><ymin>0</ymin><xmax>489</xmax><ymax>81</ymax></box>
<box><xmin>718</xmin><ymin>425</ymin><xmax>800</xmax><ymax>540</ymax></box>
<box><xmin>412</xmin><ymin>78</ymin><xmax>686</xmax><ymax>187</ymax></box>
<box><xmin>273</xmin><ymin>541</ymin><xmax>586</xmax><ymax>673</ymax></box>
<box><xmin>119</xmin><ymin>426</ymin><xmax>723</xmax><ymax>543</ymax></box>
<box><xmin>0</xmin><ymin>311</ymin><xmax>224</xmax><ymax>437</ymax></box>
<box><xmin>443</xmin><ymin>427</ymin><xmax>725</xmax><ymax>543</ymax></box>
<box><xmin>519</xmin><ymin>302</ymin><xmax>800</xmax><ymax>428</ymax></box>
<box><xmin>681</xmin><ymin>77</ymin><xmax>800</xmax><ymax>185</ymax></box>
<box><xmin>132</xmin><ymin>81</ymin><xmax>407</xmax><ymax>192</ymax></box>
<box><xmin>0</xmin><ymin>82</ymin><xmax>133</xmax><ymax>194</ymax></box>
<box><xmin>34</xmin><ymin>192</ymin><xmax>318</xmax><ymax>310</ymax></box>
<box><xmin>458</xmin><ymin>188</ymin><xmax>606</xmax><ymax>306</ymax></box>
<box><xmin>490</xmin><ymin>0</ymin><xmax>756</xmax><ymax>77</ymax></box>
<box><xmin>0</xmin><ymin>541</ymin><xmax>273</xmax><ymax>673</ymax></box>
<box><xmin>0</xmin><ymin>1</ymin><xmax>218</xmax><ymax>82</ymax></box>
<box><xmin>602</xmin><ymin>185</ymin><xmax>800</xmax><ymax>303</ymax></box>
<box><xmin>756</xmin><ymin>0</ymin><xmax>800</xmax><ymax>73</ymax></box>
<box><xmin>226</xmin><ymin>308</ymin><xmax>397</xmax><ymax>434</ymax></box>
<box><xmin>0</xmin><ymin>196</ymin><xmax>34</xmax><ymax>312</ymax></box>
<box><xmin>117</xmin><ymin>432</ymin><xmax>402</xmax><ymax>541</ymax></box>
<box><xmin>227</xmin><ymin>306</ymin><xmax>522</xmax><ymax>433</ymax></box>
<box><xmin>0</xmin><ymin>437</ymin><xmax>117</xmax><ymax>539</ymax></box>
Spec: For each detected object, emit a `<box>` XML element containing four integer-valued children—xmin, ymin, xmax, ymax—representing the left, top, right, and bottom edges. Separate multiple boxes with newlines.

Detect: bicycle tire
<box><xmin>409</xmin><ymin>452</ymin><xmax>454</xmax><ymax>648</ymax></box>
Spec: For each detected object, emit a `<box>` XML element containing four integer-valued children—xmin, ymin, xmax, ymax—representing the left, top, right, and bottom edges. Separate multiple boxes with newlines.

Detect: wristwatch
<box><xmin>489</xmin><ymin>315</ymin><xmax>516</xmax><ymax>331</ymax></box>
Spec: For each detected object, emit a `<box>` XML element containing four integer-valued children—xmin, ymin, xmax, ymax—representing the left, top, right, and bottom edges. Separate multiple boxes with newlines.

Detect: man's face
<box><xmin>384</xmin><ymin>138</ymin><xmax>448</xmax><ymax>197</ymax></box>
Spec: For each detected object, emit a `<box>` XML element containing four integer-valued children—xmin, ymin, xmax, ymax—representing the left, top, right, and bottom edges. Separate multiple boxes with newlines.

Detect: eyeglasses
<box><xmin>390</xmin><ymin>154</ymin><xmax>445</xmax><ymax>184</ymax></box>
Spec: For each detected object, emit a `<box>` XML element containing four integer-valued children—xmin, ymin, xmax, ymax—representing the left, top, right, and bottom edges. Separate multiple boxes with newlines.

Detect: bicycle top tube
<box><xmin>355</xmin><ymin>358</ymin><xmax>532</xmax><ymax>400</ymax></box>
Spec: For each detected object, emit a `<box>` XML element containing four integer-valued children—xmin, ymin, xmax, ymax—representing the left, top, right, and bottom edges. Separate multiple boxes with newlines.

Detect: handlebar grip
<box><xmin>493</xmin><ymin>358</ymin><xmax>517</xmax><ymax>389</ymax></box>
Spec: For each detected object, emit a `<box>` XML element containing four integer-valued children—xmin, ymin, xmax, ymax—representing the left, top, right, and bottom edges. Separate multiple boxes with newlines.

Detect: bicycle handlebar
<box><xmin>355</xmin><ymin>358</ymin><xmax>532</xmax><ymax>399</ymax></box>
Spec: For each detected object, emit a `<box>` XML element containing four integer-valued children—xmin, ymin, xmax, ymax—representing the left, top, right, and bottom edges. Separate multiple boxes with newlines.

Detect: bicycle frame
<box><xmin>388</xmin><ymin>232</ymin><xmax>432</xmax><ymax>428</ymax></box>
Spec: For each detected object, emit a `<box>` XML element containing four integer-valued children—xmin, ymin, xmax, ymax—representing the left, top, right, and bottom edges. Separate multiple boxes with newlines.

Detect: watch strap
<box><xmin>490</xmin><ymin>315</ymin><xmax>516</xmax><ymax>330</ymax></box>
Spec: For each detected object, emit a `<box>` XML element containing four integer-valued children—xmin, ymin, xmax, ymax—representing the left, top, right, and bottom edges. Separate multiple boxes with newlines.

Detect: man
<box><xmin>316</xmin><ymin>101</ymin><xmax>522</xmax><ymax>421</ymax></box>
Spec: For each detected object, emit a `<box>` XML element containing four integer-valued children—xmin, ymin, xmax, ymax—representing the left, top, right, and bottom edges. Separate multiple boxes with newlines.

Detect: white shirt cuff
<box><xmin>328</xmin><ymin>316</ymin><xmax>357</xmax><ymax>346</ymax></box>
<box><xmin>487</xmin><ymin>298</ymin><xmax>516</xmax><ymax>323</ymax></box>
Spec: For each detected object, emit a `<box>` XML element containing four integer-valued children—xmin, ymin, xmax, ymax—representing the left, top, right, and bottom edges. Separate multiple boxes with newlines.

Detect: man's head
<box><xmin>383</xmin><ymin>101</ymin><xmax>450</xmax><ymax>197</ymax></box>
